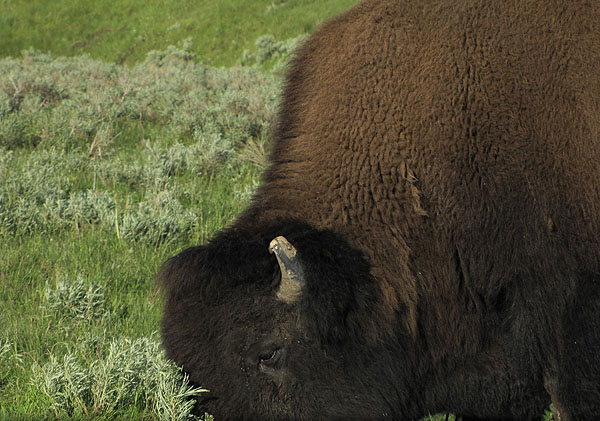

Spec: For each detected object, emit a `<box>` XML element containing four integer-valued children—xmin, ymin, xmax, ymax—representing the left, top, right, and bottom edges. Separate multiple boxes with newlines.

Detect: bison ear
<box><xmin>269</xmin><ymin>236</ymin><xmax>305</xmax><ymax>304</ymax></box>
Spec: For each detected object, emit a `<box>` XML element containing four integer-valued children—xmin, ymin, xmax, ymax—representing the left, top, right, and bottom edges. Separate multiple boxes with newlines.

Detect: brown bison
<box><xmin>160</xmin><ymin>0</ymin><xmax>600</xmax><ymax>419</ymax></box>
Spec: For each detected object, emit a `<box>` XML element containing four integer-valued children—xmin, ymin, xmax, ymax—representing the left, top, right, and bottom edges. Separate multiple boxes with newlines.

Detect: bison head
<box><xmin>160</xmin><ymin>223</ymin><xmax>411</xmax><ymax>419</ymax></box>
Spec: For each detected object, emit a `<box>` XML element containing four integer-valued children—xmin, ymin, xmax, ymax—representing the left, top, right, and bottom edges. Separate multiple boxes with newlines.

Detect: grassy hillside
<box><xmin>0</xmin><ymin>0</ymin><xmax>356</xmax><ymax>66</ymax></box>
<box><xmin>0</xmin><ymin>46</ymin><xmax>280</xmax><ymax>419</ymax></box>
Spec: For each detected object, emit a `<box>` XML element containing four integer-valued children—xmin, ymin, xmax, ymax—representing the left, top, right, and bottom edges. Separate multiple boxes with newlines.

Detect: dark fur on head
<box><xmin>161</xmin><ymin>220</ymin><xmax>392</xmax><ymax>348</ymax></box>
<box><xmin>161</xmin><ymin>221</ymin><xmax>415</xmax><ymax>418</ymax></box>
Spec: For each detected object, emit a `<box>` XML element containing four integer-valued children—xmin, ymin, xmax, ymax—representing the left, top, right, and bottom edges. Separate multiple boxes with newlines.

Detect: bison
<box><xmin>159</xmin><ymin>0</ymin><xmax>600</xmax><ymax>419</ymax></box>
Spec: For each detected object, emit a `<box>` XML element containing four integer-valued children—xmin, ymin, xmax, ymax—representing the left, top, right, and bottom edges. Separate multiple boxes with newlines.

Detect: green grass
<box><xmin>0</xmin><ymin>0</ymin><xmax>357</xmax><ymax>66</ymax></box>
<box><xmin>0</xmin><ymin>44</ymin><xmax>273</xmax><ymax>419</ymax></box>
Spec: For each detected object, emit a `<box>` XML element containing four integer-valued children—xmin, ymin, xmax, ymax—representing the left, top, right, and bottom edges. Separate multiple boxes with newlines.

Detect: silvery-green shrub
<box><xmin>0</xmin><ymin>44</ymin><xmax>281</xmax><ymax>241</ymax></box>
<box><xmin>43</xmin><ymin>274</ymin><xmax>107</xmax><ymax>322</ymax></box>
<box><xmin>0</xmin><ymin>46</ymin><xmax>279</xmax><ymax>150</ymax></box>
<box><xmin>34</xmin><ymin>335</ymin><xmax>206</xmax><ymax>420</ymax></box>
<box><xmin>241</xmin><ymin>34</ymin><xmax>308</xmax><ymax>70</ymax></box>
<box><xmin>44</xmin><ymin>190</ymin><xmax>115</xmax><ymax>226</ymax></box>
<box><xmin>120</xmin><ymin>190</ymin><xmax>198</xmax><ymax>244</ymax></box>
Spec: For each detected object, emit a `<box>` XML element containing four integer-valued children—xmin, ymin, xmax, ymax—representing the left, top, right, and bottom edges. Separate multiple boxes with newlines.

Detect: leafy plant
<box><xmin>33</xmin><ymin>335</ymin><xmax>206</xmax><ymax>420</ymax></box>
<box><xmin>241</xmin><ymin>34</ymin><xmax>308</xmax><ymax>70</ymax></box>
<box><xmin>0</xmin><ymin>45</ymin><xmax>280</xmax><ymax>241</ymax></box>
<box><xmin>43</xmin><ymin>274</ymin><xmax>108</xmax><ymax>322</ymax></box>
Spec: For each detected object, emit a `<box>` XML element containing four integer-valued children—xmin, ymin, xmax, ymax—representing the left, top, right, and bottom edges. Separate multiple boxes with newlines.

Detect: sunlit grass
<box><xmin>0</xmin><ymin>44</ymin><xmax>272</xmax><ymax>419</ymax></box>
<box><xmin>0</xmin><ymin>0</ymin><xmax>357</xmax><ymax>66</ymax></box>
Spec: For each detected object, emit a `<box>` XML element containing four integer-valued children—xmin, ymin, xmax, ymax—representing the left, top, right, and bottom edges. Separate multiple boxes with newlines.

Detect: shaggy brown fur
<box><xmin>161</xmin><ymin>0</ymin><xmax>600</xmax><ymax>419</ymax></box>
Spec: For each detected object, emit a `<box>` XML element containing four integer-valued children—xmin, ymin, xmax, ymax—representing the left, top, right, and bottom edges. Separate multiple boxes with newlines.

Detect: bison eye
<box><xmin>258</xmin><ymin>347</ymin><xmax>284</xmax><ymax>372</ymax></box>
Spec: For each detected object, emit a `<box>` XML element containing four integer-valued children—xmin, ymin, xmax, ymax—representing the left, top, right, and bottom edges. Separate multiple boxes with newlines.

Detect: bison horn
<box><xmin>269</xmin><ymin>236</ymin><xmax>305</xmax><ymax>304</ymax></box>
